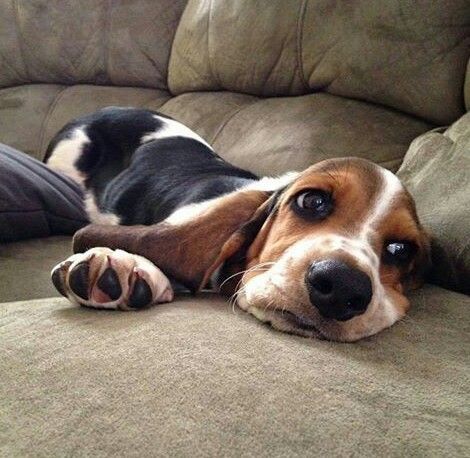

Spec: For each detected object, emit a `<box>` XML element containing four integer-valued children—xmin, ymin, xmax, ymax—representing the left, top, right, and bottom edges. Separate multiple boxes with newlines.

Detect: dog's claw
<box><xmin>51</xmin><ymin>261</ymin><xmax>72</xmax><ymax>298</ymax></box>
<box><xmin>97</xmin><ymin>267</ymin><xmax>122</xmax><ymax>301</ymax></box>
<box><xmin>129</xmin><ymin>275</ymin><xmax>153</xmax><ymax>309</ymax></box>
<box><xmin>68</xmin><ymin>261</ymin><xmax>90</xmax><ymax>300</ymax></box>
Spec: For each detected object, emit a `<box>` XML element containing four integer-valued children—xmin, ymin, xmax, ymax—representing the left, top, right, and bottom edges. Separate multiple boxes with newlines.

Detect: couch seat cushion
<box><xmin>1</xmin><ymin>285</ymin><xmax>468</xmax><ymax>456</ymax></box>
<box><xmin>0</xmin><ymin>236</ymin><xmax>72</xmax><ymax>302</ymax></box>
<box><xmin>1</xmin><ymin>84</ymin><xmax>431</xmax><ymax>172</ymax></box>
<box><xmin>161</xmin><ymin>91</ymin><xmax>432</xmax><ymax>175</ymax></box>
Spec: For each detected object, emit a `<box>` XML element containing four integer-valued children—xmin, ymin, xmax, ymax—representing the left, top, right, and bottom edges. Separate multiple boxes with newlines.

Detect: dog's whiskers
<box><xmin>218</xmin><ymin>261</ymin><xmax>275</xmax><ymax>290</ymax></box>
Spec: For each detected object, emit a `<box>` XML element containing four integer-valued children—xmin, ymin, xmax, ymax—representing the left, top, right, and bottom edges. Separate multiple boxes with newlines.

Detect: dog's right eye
<box><xmin>293</xmin><ymin>189</ymin><xmax>333</xmax><ymax>220</ymax></box>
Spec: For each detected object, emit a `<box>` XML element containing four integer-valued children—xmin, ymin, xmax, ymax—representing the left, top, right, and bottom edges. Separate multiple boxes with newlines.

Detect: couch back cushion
<box><xmin>169</xmin><ymin>0</ymin><xmax>470</xmax><ymax>124</ymax></box>
<box><xmin>397</xmin><ymin>113</ymin><xmax>470</xmax><ymax>295</ymax></box>
<box><xmin>0</xmin><ymin>0</ymin><xmax>187</xmax><ymax>91</ymax></box>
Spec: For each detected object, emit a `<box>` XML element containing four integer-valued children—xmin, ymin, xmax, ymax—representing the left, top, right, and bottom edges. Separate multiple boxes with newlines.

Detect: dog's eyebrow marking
<box><xmin>359</xmin><ymin>168</ymin><xmax>403</xmax><ymax>241</ymax></box>
<box><xmin>245</xmin><ymin>172</ymin><xmax>299</xmax><ymax>192</ymax></box>
<box><xmin>141</xmin><ymin>116</ymin><xmax>212</xmax><ymax>149</ymax></box>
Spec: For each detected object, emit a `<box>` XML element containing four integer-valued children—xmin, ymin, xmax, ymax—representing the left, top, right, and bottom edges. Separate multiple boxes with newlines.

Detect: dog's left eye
<box><xmin>293</xmin><ymin>189</ymin><xmax>333</xmax><ymax>219</ymax></box>
<box><xmin>383</xmin><ymin>241</ymin><xmax>416</xmax><ymax>264</ymax></box>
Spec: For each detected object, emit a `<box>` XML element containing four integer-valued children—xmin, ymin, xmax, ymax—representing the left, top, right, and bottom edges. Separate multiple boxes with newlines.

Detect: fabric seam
<box><xmin>206</xmin><ymin>0</ymin><xmax>220</xmax><ymax>89</ymax></box>
<box><xmin>13</xmin><ymin>0</ymin><xmax>30</xmax><ymax>81</ymax></box>
<box><xmin>296</xmin><ymin>0</ymin><xmax>310</xmax><ymax>91</ymax></box>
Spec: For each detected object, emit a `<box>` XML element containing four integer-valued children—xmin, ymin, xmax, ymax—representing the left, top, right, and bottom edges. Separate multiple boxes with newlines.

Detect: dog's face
<box><xmin>235</xmin><ymin>158</ymin><xmax>430</xmax><ymax>341</ymax></box>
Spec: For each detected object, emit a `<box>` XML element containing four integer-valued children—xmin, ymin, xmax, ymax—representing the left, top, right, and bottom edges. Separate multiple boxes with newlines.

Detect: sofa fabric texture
<box><xmin>398</xmin><ymin>113</ymin><xmax>470</xmax><ymax>295</ymax></box>
<box><xmin>0</xmin><ymin>0</ymin><xmax>469</xmax><ymax>456</ymax></box>
<box><xmin>0</xmin><ymin>0</ymin><xmax>188</xmax><ymax>90</ymax></box>
<box><xmin>0</xmin><ymin>236</ymin><xmax>72</xmax><ymax>302</ymax></box>
<box><xmin>0</xmin><ymin>84</ymin><xmax>432</xmax><ymax>173</ymax></box>
<box><xmin>1</xmin><ymin>286</ymin><xmax>469</xmax><ymax>457</ymax></box>
<box><xmin>170</xmin><ymin>0</ymin><xmax>470</xmax><ymax>124</ymax></box>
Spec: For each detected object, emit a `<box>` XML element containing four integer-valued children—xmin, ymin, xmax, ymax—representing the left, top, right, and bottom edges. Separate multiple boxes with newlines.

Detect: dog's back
<box><xmin>45</xmin><ymin>107</ymin><xmax>257</xmax><ymax>225</ymax></box>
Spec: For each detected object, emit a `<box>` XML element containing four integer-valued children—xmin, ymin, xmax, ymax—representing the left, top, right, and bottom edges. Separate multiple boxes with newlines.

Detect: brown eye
<box><xmin>383</xmin><ymin>241</ymin><xmax>416</xmax><ymax>264</ymax></box>
<box><xmin>293</xmin><ymin>190</ymin><xmax>333</xmax><ymax>220</ymax></box>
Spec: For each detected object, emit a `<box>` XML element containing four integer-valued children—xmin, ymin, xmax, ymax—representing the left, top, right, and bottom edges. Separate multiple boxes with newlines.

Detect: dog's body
<box><xmin>45</xmin><ymin>107</ymin><xmax>260</xmax><ymax>226</ymax></box>
<box><xmin>48</xmin><ymin>107</ymin><xmax>430</xmax><ymax>341</ymax></box>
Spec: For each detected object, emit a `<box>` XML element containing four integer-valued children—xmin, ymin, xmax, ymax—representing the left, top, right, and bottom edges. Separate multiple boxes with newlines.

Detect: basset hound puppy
<box><xmin>47</xmin><ymin>107</ymin><xmax>430</xmax><ymax>342</ymax></box>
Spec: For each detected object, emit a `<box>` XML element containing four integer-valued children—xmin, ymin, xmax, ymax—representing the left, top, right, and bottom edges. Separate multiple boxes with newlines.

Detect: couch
<box><xmin>1</xmin><ymin>1</ymin><xmax>469</xmax><ymax>456</ymax></box>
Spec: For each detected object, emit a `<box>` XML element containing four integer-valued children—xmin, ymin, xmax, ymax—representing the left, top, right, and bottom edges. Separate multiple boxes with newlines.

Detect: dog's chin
<box><xmin>236</xmin><ymin>295</ymin><xmax>325</xmax><ymax>339</ymax></box>
<box><xmin>237</xmin><ymin>296</ymin><xmax>398</xmax><ymax>342</ymax></box>
<box><xmin>236</xmin><ymin>274</ymin><xmax>404</xmax><ymax>342</ymax></box>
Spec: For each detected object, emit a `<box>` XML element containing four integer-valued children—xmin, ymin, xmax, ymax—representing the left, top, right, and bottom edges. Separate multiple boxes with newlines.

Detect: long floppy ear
<box><xmin>207</xmin><ymin>189</ymin><xmax>283</xmax><ymax>295</ymax></box>
<box><xmin>73</xmin><ymin>189</ymin><xmax>278</xmax><ymax>292</ymax></box>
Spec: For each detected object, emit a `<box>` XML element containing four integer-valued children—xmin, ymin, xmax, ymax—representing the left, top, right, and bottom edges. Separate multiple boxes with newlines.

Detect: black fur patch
<box><xmin>46</xmin><ymin>107</ymin><xmax>259</xmax><ymax>225</ymax></box>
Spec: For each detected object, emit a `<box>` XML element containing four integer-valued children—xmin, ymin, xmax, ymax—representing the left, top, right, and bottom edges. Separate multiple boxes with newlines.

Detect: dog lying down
<box><xmin>47</xmin><ymin>107</ymin><xmax>430</xmax><ymax>342</ymax></box>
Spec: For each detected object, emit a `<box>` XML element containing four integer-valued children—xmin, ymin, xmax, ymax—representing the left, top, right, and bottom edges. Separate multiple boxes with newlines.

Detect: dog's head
<box><xmin>223</xmin><ymin>158</ymin><xmax>430</xmax><ymax>341</ymax></box>
<box><xmin>74</xmin><ymin>158</ymin><xmax>430</xmax><ymax>342</ymax></box>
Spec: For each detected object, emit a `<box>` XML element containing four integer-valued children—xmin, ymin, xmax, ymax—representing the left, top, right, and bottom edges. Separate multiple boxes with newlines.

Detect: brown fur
<box><xmin>73</xmin><ymin>189</ymin><xmax>271</xmax><ymax>291</ymax></box>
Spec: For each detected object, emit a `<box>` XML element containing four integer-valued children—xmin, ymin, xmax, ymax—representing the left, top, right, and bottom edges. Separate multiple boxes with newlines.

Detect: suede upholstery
<box><xmin>0</xmin><ymin>85</ymin><xmax>170</xmax><ymax>159</ymax></box>
<box><xmin>0</xmin><ymin>0</ymin><xmax>469</xmax><ymax>456</ymax></box>
<box><xmin>0</xmin><ymin>236</ymin><xmax>72</xmax><ymax>302</ymax></box>
<box><xmin>398</xmin><ymin>113</ymin><xmax>470</xmax><ymax>295</ymax></box>
<box><xmin>0</xmin><ymin>0</ymin><xmax>188</xmax><ymax>90</ymax></box>
<box><xmin>170</xmin><ymin>0</ymin><xmax>470</xmax><ymax>124</ymax></box>
<box><xmin>1</xmin><ymin>286</ymin><xmax>469</xmax><ymax>457</ymax></box>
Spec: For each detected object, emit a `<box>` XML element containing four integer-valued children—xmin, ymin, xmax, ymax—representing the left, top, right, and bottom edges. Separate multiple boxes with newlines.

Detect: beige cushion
<box><xmin>0</xmin><ymin>85</ymin><xmax>64</xmax><ymax>160</ymax></box>
<box><xmin>1</xmin><ymin>285</ymin><xmax>468</xmax><ymax>456</ymax></box>
<box><xmin>161</xmin><ymin>91</ymin><xmax>431</xmax><ymax>175</ymax></box>
<box><xmin>397</xmin><ymin>113</ymin><xmax>470</xmax><ymax>295</ymax></box>
<box><xmin>0</xmin><ymin>85</ymin><xmax>170</xmax><ymax>160</ymax></box>
<box><xmin>0</xmin><ymin>236</ymin><xmax>72</xmax><ymax>303</ymax></box>
<box><xmin>0</xmin><ymin>84</ymin><xmax>430</xmax><ymax>170</ymax></box>
<box><xmin>0</xmin><ymin>0</ymin><xmax>187</xmax><ymax>90</ymax></box>
<box><xmin>169</xmin><ymin>0</ymin><xmax>470</xmax><ymax>124</ymax></box>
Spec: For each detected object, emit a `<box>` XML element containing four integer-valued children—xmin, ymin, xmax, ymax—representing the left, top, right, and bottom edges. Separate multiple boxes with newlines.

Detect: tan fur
<box><xmin>74</xmin><ymin>189</ymin><xmax>271</xmax><ymax>291</ymax></box>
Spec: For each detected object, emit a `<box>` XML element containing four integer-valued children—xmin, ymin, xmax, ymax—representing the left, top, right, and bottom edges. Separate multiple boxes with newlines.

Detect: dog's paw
<box><xmin>51</xmin><ymin>248</ymin><xmax>173</xmax><ymax>310</ymax></box>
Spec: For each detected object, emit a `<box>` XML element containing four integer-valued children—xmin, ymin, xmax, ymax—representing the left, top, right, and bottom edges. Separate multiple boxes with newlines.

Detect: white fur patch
<box><xmin>165</xmin><ymin>172</ymin><xmax>298</xmax><ymax>226</ymax></box>
<box><xmin>359</xmin><ymin>168</ymin><xmax>403</xmax><ymax>241</ymax></box>
<box><xmin>84</xmin><ymin>194</ymin><xmax>121</xmax><ymax>226</ymax></box>
<box><xmin>46</xmin><ymin>127</ymin><xmax>90</xmax><ymax>185</ymax></box>
<box><xmin>245</xmin><ymin>172</ymin><xmax>299</xmax><ymax>192</ymax></box>
<box><xmin>164</xmin><ymin>198</ymin><xmax>218</xmax><ymax>225</ymax></box>
<box><xmin>141</xmin><ymin>116</ymin><xmax>212</xmax><ymax>150</ymax></box>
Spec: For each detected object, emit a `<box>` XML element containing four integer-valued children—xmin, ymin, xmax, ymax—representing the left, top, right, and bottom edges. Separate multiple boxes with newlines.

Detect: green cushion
<box><xmin>1</xmin><ymin>285</ymin><xmax>468</xmax><ymax>456</ymax></box>
<box><xmin>397</xmin><ymin>113</ymin><xmax>470</xmax><ymax>294</ymax></box>
<box><xmin>0</xmin><ymin>236</ymin><xmax>72</xmax><ymax>302</ymax></box>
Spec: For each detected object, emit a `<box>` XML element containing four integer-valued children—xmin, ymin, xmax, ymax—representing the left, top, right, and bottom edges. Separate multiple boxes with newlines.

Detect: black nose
<box><xmin>306</xmin><ymin>259</ymin><xmax>372</xmax><ymax>321</ymax></box>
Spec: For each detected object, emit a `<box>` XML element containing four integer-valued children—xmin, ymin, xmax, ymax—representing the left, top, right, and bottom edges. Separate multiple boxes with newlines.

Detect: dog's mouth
<box><xmin>278</xmin><ymin>309</ymin><xmax>319</xmax><ymax>331</ymax></box>
<box><xmin>245</xmin><ymin>303</ymin><xmax>327</xmax><ymax>339</ymax></box>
